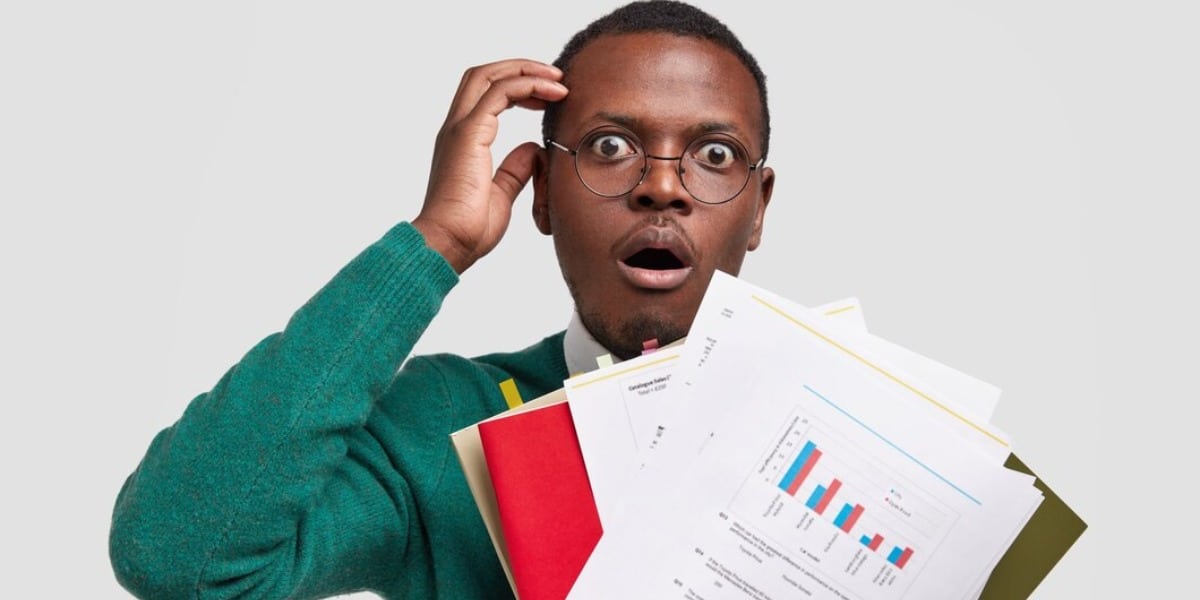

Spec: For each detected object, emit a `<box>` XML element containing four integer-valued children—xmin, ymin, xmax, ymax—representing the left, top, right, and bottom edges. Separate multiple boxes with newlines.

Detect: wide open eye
<box><xmin>586</xmin><ymin>133</ymin><xmax>639</xmax><ymax>161</ymax></box>
<box><xmin>690</xmin><ymin>139</ymin><xmax>740</xmax><ymax>169</ymax></box>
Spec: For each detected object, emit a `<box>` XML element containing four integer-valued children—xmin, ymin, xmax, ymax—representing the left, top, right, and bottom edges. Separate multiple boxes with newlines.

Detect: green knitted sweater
<box><xmin>110</xmin><ymin>222</ymin><xmax>569</xmax><ymax>599</ymax></box>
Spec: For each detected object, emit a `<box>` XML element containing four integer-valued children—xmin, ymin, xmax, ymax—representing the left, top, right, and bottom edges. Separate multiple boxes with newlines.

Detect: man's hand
<box><xmin>412</xmin><ymin>59</ymin><xmax>568</xmax><ymax>274</ymax></box>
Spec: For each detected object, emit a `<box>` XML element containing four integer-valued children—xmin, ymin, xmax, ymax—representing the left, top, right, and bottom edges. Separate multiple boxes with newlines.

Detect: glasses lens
<box><xmin>681</xmin><ymin>134</ymin><xmax>752</xmax><ymax>204</ymax></box>
<box><xmin>574</xmin><ymin>130</ymin><xmax>644</xmax><ymax>197</ymax></box>
<box><xmin>567</xmin><ymin>128</ymin><xmax>756</xmax><ymax>204</ymax></box>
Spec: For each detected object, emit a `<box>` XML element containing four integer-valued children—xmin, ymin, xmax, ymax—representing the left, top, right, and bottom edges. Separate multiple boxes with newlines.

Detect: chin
<box><xmin>581</xmin><ymin>308</ymin><xmax>690</xmax><ymax>361</ymax></box>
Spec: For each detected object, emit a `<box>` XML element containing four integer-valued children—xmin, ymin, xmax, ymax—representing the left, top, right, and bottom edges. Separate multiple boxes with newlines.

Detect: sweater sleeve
<box><xmin>109</xmin><ymin>222</ymin><xmax>459</xmax><ymax>599</ymax></box>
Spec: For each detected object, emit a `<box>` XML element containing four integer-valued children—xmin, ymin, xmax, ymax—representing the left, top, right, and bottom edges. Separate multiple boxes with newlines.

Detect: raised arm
<box><xmin>109</xmin><ymin>60</ymin><xmax>567</xmax><ymax>599</ymax></box>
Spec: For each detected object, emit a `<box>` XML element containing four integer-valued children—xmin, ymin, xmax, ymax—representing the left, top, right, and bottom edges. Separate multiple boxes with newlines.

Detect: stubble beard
<box><xmin>568</xmin><ymin>278</ymin><xmax>690</xmax><ymax>360</ymax></box>
<box><xmin>581</xmin><ymin>309</ymin><xmax>688</xmax><ymax>361</ymax></box>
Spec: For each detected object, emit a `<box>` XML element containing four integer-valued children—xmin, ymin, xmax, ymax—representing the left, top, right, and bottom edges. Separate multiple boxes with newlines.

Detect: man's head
<box><xmin>541</xmin><ymin>0</ymin><xmax>770</xmax><ymax>159</ymax></box>
<box><xmin>533</xmin><ymin>1</ymin><xmax>775</xmax><ymax>360</ymax></box>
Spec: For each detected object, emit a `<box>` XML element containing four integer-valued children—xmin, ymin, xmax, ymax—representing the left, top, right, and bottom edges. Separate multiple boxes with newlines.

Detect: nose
<box><xmin>628</xmin><ymin>154</ymin><xmax>693</xmax><ymax>213</ymax></box>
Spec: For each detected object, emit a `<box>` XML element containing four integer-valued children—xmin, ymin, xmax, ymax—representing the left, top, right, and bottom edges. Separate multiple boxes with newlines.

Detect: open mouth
<box><xmin>616</xmin><ymin>227</ymin><xmax>695</xmax><ymax>290</ymax></box>
<box><xmin>622</xmin><ymin>248</ymin><xmax>687</xmax><ymax>271</ymax></box>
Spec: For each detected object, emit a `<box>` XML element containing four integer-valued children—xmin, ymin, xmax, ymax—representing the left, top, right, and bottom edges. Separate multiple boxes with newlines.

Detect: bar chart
<box><xmin>774</xmin><ymin>437</ymin><xmax>924</xmax><ymax>570</ymax></box>
<box><xmin>729</xmin><ymin>409</ymin><xmax>957</xmax><ymax>596</ymax></box>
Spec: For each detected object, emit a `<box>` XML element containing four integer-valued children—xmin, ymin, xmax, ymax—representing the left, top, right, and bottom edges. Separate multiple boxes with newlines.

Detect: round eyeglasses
<box><xmin>545</xmin><ymin>126</ymin><xmax>765</xmax><ymax>205</ymax></box>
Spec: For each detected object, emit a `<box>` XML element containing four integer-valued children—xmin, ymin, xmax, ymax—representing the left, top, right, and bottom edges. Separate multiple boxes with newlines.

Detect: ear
<box><xmin>532</xmin><ymin>146</ymin><xmax>553</xmax><ymax>235</ymax></box>
<box><xmin>746</xmin><ymin>165</ymin><xmax>774</xmax><ymax>251</ymax></box>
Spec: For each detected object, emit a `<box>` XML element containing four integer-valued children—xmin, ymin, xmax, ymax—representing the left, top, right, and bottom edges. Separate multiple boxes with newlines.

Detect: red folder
<box><xmin>477</xmin><ymin>402</ymin><xmax>603</xmax><ymax>600</ymax></box>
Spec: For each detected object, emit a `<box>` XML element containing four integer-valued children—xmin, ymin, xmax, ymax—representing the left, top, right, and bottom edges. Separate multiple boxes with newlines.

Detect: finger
<box><xmin>464</xmin><ymin>76</ymin><xmax>568</xmax><ymax>132</ymax></box>
<box><xmin>491</xmin><ymin>141</ymin><xmax>542</xmax><ymax>206</ymax></box>
<box><xmin>454</xmin><ymin>59</ymin><xmax>562</xmax><ymax>109</ymax></box>
<box><xmin>447</xmin><ymin>59</ymin><xmax>563</xmax><ymax>124</ymax></box>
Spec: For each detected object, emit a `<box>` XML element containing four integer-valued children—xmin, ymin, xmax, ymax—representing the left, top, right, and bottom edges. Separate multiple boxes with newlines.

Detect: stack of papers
<box><xmin>452</xmin><ymin>272</ymin><xmax>1085</xmax><ymax>600</ymax></box>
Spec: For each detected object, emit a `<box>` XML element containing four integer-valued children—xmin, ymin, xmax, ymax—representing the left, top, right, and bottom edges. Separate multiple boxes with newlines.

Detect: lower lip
<box><xmin>617</xmin><ymin>262</ymin><xmax>694</xmax><ymax>290</ymax></box>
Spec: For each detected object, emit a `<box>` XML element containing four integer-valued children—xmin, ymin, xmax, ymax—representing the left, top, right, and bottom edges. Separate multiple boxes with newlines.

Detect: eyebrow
<box><xmin>592</xmin><ymin>112</ymin><xmax>742</xmax><ymax>137</ymax></box>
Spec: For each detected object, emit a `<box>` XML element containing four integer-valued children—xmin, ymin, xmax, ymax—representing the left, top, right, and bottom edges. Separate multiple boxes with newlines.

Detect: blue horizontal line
<box><xmin>803</xmin><ymin>384</ymin><xmax>981</xmax><ymax>505</ymax></box>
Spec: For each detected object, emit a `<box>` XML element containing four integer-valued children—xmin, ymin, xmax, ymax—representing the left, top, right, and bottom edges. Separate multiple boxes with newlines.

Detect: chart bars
<box><xmin>768</xmin><ymin>427</ymin><xmax>922</xmax><ymax>574</ymax></box>
<box><xmin>805</xmin><ymin>478</ymin><xmax>842</xmax><ymax>514</ymax></box>
<box><xmin>779</xmin><ymin>440</ymin><xmax>821</xmax><ymax>495</ymax></box>
<box><xmin>833</xmin><ymin>503</ymin><xmax>865</xmax><ymax>532</ymax></box>
<box><xmin>887</xmin><ymin>546</ymin><xmax>915</xmax><ymax>569</ymax></box>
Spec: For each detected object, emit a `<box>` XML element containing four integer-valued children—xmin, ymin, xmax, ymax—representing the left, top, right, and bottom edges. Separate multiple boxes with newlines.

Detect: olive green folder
<box><xmin>979</xmin><ymin>454</ymin><xmax>1087</xmax><ymax>599</ymax></box>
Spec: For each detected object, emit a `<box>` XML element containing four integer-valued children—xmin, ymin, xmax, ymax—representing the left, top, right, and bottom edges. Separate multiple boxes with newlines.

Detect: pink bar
<box><xmin>785</xmin><ymin>448</ymin><xmax>823</xmax><ymax>496</ymax></box>
<box><xmin>814</xmin><ymin>478</ymin><xmax>842</xmax><ymax>515</ymax></box>
<box><xmin>868</xmin><ymin>534</ymin><xmax>884</xmax><ymax>551</ymax></box>
<box><xmin>896</xmin><ymin>547</ymin><xmax>914</xmax><ymax>569</ymax></box>
<box><xmin>839</xmin><ymin>504</ymin><xmax>865</xmax><ymax>532</ymax></box>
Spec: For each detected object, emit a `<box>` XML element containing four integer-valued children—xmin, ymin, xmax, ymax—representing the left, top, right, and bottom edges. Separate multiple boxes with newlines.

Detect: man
<box><xmin>110</xmin><ymin>1</ymin><xmax>773</xmax><ymax>598</ymax></box>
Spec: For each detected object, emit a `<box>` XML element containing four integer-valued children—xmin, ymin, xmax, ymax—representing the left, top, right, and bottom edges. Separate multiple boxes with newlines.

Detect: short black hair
<box><xmin>542</xmin><ymin>0</ymin><xmax>771</xmax><ymax>159</ymax></box>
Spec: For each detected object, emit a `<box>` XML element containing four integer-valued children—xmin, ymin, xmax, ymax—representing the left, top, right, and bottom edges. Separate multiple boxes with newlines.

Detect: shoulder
<box><xmin>470</xmin><ymin>330</ymin><xmax>570</xmax><ymax>394</ymax></box>
<box><xmin>379</xmin><ymin>330</ymin><xmax>568</xmax><ymax>430</ymax></box>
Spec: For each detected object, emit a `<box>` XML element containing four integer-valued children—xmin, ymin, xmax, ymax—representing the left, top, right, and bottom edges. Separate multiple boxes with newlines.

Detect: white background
<box><xmin>2</xmin><ymin>1</ymin><xmax>1195</xmax><ymax>598</ymax></box>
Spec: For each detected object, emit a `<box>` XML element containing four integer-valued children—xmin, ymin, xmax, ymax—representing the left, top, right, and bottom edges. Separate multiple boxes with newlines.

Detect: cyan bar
<box><xmin>887</xmin><ymin>546</ymin><xmax>904</xmax><ymax>565</ymax></box>
<box><xmin>860</xmin><ymin>535</ymin><xmax>872</xmax><ymax>546</ymax></box>
<box><xmin>779</xmin><ymin>441</ymin><xmax>818</xmax><ymax>493</ymax></box>
<box><xmin>833</xmin><ymin>503</ymin><xmax>854</xmax><ymax>528</ymax></box>
<box><xmin>805</xmin><ymin>485</ymin><xmax>827</xmax><ymax>510</ymax></box>
<box><xmin>786</xmin><ymin>448</ymin><xmax>822</xmax><ymax>496</ymax></box>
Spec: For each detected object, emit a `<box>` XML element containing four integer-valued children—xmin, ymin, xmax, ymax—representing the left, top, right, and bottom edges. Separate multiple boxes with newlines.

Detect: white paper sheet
<box><xmin>656</xmin><ymin>273</ymin><xmax>1012</xmax><ymax>469</ymax></box>
<box><xmin>568</xmin><ymin>273</ymin><xmax>1039</xmax><ymax>599</ymax></box>
<box><xmin>566</xmin><ymin>349</ymin><xmax>683</xmax><ymax>525</ymax></box>
<box><xmin>568</xmin><ymin>298</ymin><xmax>870</xmax><ymax>526</ymax></box>
<box><xmin>568</xmin><ymin>293</ymin><xmax>1010</xmax><ymax>529</ymax></box>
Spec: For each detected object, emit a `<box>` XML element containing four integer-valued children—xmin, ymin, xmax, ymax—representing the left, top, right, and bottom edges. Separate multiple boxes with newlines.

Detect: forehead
<box><xmin>558</xmin><ymin>32</ymin><xmax>763</xmax><ymax>148</ymax></box>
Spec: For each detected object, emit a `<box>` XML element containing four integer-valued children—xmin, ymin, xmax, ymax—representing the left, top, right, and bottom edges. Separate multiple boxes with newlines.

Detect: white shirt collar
<box><xmin>563</xmin><ymin>310</ymin><xmax>614</xmax><ymax>377</ymax></box>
